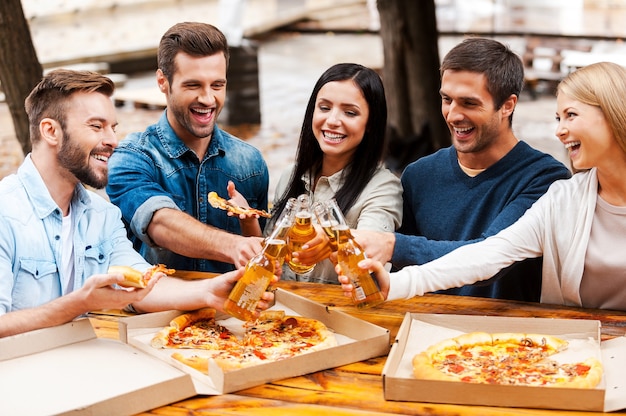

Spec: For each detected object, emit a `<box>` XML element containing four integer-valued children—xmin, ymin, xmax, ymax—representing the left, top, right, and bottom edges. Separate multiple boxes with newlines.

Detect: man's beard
<box><xmin>58</xmin><ymin>131</ymin><xmax>108</xmax><ymax>189</ymax></box>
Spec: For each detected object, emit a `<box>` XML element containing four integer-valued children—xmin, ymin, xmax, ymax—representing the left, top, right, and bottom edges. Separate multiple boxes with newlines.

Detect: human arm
<box><xmin>337</xmin><ymin>258</ymin><xmax>390</xmax><ymax>300</ymax></box>
<box><xmin>148</xmin><ymin>208</ymin><xmax>263</xmax><ymax>268</ymax></box>
<box><xmin>132</xmin><ymin>268</ymin><xmax>276</xmax><ymax>315</ymax></box>
<box><xmin>388</xmin><ymin>199</ymin><xmax>548</xmax><ymax>300</ymax></box>
<box><xmin>0</xmin><ymin>273</ymin><xmax>161</xmax><ymax>338</ymax></box>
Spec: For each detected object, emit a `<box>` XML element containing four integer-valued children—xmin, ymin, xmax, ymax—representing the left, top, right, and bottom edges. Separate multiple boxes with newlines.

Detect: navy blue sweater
<box><xmin>393</xmin><ymin>141</ymin><xmax>571</xmax><ymax>301</ymax></box>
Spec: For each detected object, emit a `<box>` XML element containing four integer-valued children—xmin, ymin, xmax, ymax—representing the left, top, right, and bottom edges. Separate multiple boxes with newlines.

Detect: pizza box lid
<box><xmin>381</xmin><ymin>313</ymin><xmax>626</xmax><ymax>412</ymax></box>
<box><xmin>0</xmin><ymin>318</ymin><xmax>196</xmax><ymax>416</ymax></box>
<box><xmin>118</xmin><ymin>288</ymin><xmax>390</xmax><ymax>394</ymax></box>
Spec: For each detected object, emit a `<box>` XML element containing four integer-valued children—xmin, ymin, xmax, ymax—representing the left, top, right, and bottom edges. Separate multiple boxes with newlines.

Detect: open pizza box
<box><xmin>382</xmin><ymin>313</ymin><xmax>626</xmax><ymax>412</ymax></box>
<box><xmin>118</xmin><ymin>288</ymin><xmax>390</xmax><ymax>394</ymax></box>
<box><xmin>0</xmin><ymin>318</ymin><xmax>196</xmax><ymax>416</ymax></box>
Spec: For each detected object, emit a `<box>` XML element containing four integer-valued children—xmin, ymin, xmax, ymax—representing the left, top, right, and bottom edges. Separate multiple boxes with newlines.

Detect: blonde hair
<box><xmin>557</xmin><ymin>62</ymin><xmax>626</xmax><ymax>154</ymax></box>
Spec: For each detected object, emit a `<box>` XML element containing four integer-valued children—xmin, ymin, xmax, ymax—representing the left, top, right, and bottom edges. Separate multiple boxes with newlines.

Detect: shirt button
<box><xmin>55</xmin><ymin>235</ymin><xmax>60</xmax><ymax>240</ymax></box>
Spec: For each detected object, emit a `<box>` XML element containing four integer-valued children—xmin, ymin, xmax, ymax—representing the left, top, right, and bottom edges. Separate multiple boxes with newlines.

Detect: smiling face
<box><xmin>440</xmin><ymin>70</ymin><xmax>515</xmax><ymax>166</ymax></box>
<box><xmin>312</xmin><ymin>79</ymin><xmax>370</xmax><ymax>170</ymax></box>
<box><xmin>57</xmin><ymin>91</ymin><xmax>118</xmax><ymax>189</ymax></box>
<box><xmin>158</xmin><ymin>51</ymin><xmax>227</xmax><ymax>153</ymax></box>
<box><xmin>555</xmin><ymin>93</ymin><xmax>616</xmax><ymax>171</ymax></box>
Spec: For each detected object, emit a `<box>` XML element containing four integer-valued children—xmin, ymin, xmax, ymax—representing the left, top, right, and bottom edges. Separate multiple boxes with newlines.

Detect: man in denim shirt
<box><xmin>0</xmin><ymin>70</ymin><xmax>274</xmax><ymax>338</ymax></box>
<box><xmin>107</xmin><ymin>22</ymin><xmax>269</xmax><ymax>274</ymax></box>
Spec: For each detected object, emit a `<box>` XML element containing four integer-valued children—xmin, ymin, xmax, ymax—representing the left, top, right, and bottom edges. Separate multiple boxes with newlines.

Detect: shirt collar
<box><xmin>301</xmin><ymin>168</ymin><xmax>345</xmax><ymax>194</ymax></box>
<box><xmin>18</xmin><ymin>154</ymin><xmax>90</xmax><ymax>219</ymax></box>
<box><xmin>156</xmin><ymin>111</ymin><xmax>227</xmax><ymax>160</ymax></box>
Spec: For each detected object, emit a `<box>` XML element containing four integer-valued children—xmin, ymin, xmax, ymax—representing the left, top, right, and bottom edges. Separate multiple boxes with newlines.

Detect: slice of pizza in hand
<box><xmin>208</xmin><ymin>191</ymin><xmax>271</xmax><ymax>218</ymax></box>
<box><xmin>108</xmin><ymin>263</ymin><xmax>175</xmax><ymax>288</ymax></box>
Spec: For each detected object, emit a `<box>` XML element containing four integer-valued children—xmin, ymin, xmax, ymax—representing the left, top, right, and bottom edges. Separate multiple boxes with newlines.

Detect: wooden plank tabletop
<box><xmin>90</xmin><ymin>280</ymin><xmax>626</xmax><ymax>415</ymax></box>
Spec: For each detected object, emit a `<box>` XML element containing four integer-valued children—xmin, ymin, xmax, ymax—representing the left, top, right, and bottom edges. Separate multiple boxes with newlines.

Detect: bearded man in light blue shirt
<box><xmin>0</xmin><ymin>70</ymin><xmax>274</xmax><ymax>337</ymax></box>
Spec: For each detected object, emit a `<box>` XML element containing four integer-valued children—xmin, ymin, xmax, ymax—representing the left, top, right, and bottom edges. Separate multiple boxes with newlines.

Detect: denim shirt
<box><xmin>107</xmin><ymin>111</ymin><xmax>269</xmax><ymax>273</ymax></box>
<box><xmin>0</xmin><ymin>155</ymin><xmax>150</xmax><ymax>314</ymax></box>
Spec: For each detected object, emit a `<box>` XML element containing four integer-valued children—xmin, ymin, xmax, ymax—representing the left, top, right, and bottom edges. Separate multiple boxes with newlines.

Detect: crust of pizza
<box><xmin>150</xmin><ymin>327</ymin><xmax>177</xmax><ymax>348</ymax></box>
<box><xmin>170</xmin><ymin>308</ymin><xmax>216</xmax><ymax>330</ymax></box>
<box><xmin>171</xmin><ymin>352</ymin><xmax>211</xmax><ymax>373</ymax></box>
<box><xmin>109</xmin><ymin>264</ymin><xmax>175</xmax><ymax>288</ymax></box>
<box><xmin>413</xmin><ymin>331</ymin><xmax>602</xmax><ymax>388</ymax></box>
<box><xmin>208</xmin><ymin>191</ymin><xmax>271</xmax><ymax>218</ymax></box>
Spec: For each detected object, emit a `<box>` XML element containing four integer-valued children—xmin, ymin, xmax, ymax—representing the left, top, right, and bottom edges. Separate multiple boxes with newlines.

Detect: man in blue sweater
<box><xmin>354</xmin><ymin>38</ymin><xmax>571</xmax><ymax>301</ymax></box>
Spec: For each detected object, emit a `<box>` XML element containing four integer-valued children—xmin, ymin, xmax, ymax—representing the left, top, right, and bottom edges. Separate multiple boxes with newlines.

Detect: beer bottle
<box><xmin>268</xmin><ymin>197</ymin><xmax>297</xmax><ymax>242</ymax></box>
<box><xmin>312</xmin><ymin>201</ymin><xmax>338</xmax><ymax>251</ymax></box>
<box><xmin>286</xmin><ymin>194</ymin><xmax>316</xmax><ymax>274</ymax></box>
<box><xmin>223</xmin><ymin>228</ymin><xmax>286</xmax><ymax>321</ymax></box>
<box><xmin>325</xmin><ymin>199</ymin><xmax>385</xmax><ymax>309</ymax></box>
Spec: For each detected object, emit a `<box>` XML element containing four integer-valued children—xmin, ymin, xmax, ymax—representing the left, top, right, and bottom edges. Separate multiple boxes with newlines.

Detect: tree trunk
<box><xmin>377</xmin><ymin>0</ymin><xmax>450</xmax><ymax>173</ymax></box>
<box><xmin>0</xmin><ymin>0</ymin><xmax>43</xmax><ymax>156</ymax></box>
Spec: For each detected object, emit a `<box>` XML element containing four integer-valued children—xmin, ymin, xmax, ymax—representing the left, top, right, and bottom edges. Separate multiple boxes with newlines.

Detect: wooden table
<box><xmin>90</xmin><ymin>280</ymin><xmax>626</xmax><ymax>415</ymax></box>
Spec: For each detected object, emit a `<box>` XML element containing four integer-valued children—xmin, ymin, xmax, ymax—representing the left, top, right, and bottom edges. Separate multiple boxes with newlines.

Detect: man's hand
<box><xmin>230</xmin><ymin>236</ymin><xmax>264</xmax><ymax>268</ymax></box>
<box><xmin>78</xmin><ymin>271</ymin><xmax>163</xmax><ymax>311</ymax></box>
<box><xmin>206</xmin><ymin>268</ymin><xmax>277</xmax><ymax>315</ymax></box>
<box><xmin>351</xmin><ymin>229</ymin><xmax>395</xmax><ymax>263</ymax></box>
<box><xmin>336</xmin><ymin>258</ymin><xmax>390</xmax><ymax>300</ymax></box>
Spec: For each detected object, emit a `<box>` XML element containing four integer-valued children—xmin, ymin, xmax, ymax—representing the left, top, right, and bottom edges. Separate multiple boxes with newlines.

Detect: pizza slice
<box><xmin>108</xmin><ymin>263</ymin><xmax>175</xmax><ymax>288</ymax></box>
<box><xmin>208</xmin><ymin>191</ymin><xmax>271</xmax><ymax>218</ymax></box>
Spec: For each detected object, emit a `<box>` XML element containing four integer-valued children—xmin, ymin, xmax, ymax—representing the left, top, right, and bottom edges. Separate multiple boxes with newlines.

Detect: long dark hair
<box><xmin>271</xmin><ymin>63</ymin><xmax>388</xmax><ymax>223</ymax></box>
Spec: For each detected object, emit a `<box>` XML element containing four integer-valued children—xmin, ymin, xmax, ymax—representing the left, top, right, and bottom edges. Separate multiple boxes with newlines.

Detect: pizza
<box><xmin>412</xmin><ymin>332</ymin><xmax>603</xmax><ymax>388</ymax></box>
<box><xmin>151</xmin><ymin>309</ymin><xmax>337</xmax><ymax>373</ymax></box>
<box><xmin>208</xmin><ymin>191</ymin><xmax>271</xmax><ymax>218</ymax></box>
<box><xmin>108</xmin><ymin>263</ymin><xmax>175</xmax><ymax>288</ymax></box>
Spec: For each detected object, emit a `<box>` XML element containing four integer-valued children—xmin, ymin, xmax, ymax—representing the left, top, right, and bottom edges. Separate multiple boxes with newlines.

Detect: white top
<box><xmin>579</xmin><ymin>195</ymin><xmax>626</xmax><ymax>309</ymax></box>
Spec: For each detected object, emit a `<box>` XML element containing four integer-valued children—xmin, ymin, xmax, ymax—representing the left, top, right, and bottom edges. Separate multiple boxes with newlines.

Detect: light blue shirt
<box><xmin>0</xmin><ymin>155</ymin><xmax>150</xmax><ymax>314</ymax></box>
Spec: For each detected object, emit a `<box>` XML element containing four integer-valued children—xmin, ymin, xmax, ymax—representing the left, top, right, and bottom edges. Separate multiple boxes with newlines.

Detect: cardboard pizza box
<box><xmin>118</xmin><ymin>288</ymin><xmax>391</xmax><ymax>394</ymax></box>
<box><xmin>0</xmin><ymin>318</ymin><xmax>196</xmax><ymax>416</ymax></box>
<box><xmin>382</xmin><ymin>313</ymin><xmax>626</xmax><ymax>412</ymax></box>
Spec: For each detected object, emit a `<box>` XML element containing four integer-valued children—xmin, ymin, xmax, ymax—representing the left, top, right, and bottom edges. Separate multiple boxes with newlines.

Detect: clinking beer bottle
<box><xmin>325</xmin><ymin>199</ymin><xmax>385</xmax><ymax>309</ymax></box>
<box><xmin>286</xmin><ymin>194</ymin><xmax>316</xmax><ymax>274</ymax></box>
<box><xmin>313</xmin><ymin>201</ymin><xmax>338</xmax><ymax>251</ymax></box>
<box><xmin>265</xmin><ymin>197</ymin><xmax>296</xmax><ymax>260</ymax></box>
<box><xmin>224</xmin><ymin>229</ymin><xmax>287</xmax><ymax>321</ymax></box>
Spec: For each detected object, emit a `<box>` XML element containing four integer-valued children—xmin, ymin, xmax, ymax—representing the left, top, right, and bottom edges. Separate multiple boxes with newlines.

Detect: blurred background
<box><xmin>2</xmin><ymin>0</ymin><xmax>625</xmax><ymax>200</ymax></box>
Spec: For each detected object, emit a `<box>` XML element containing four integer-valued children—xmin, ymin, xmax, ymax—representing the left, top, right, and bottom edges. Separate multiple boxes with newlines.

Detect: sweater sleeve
<box><xmin>387</xmin><ymin>197</ymin><xmax>548</xmax><ymax>300</ymax></box>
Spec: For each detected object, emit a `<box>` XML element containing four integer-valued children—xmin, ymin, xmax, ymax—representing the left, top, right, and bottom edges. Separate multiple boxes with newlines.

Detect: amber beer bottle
<box><xmin>223</xmin><ymin>232</ymin><xmax>286</xmax><ymax>321</ymax></box>
<box><xmin>312</xmin><ymin>201</ymin><xmax>338</xmax><ymax>251</ymax></box>
<box><xmin>326</xmin><ymin>200</ymin><xmax>385</xmax><ymax>308</ymax></box>
<box><xmin>286</xmin><ymin>194</ymin><xmax>316</xmax><ymax>274</ymax></box>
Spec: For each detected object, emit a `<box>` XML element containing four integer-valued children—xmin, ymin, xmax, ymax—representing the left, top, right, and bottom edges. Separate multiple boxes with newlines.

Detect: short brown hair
<box><xmin>441</xmin><ymin>37</ymin><xmax>524</xmax><ymax>124</ymax></box>
<box><xmin>158</xmin><ymin>22</ymin><xmax>230</xmax><ymax>84</ymax></box>
<box><xmin>25</xmin><ymin>69</ymin><xmax>115</xmax><ymax>144</ymax></box>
